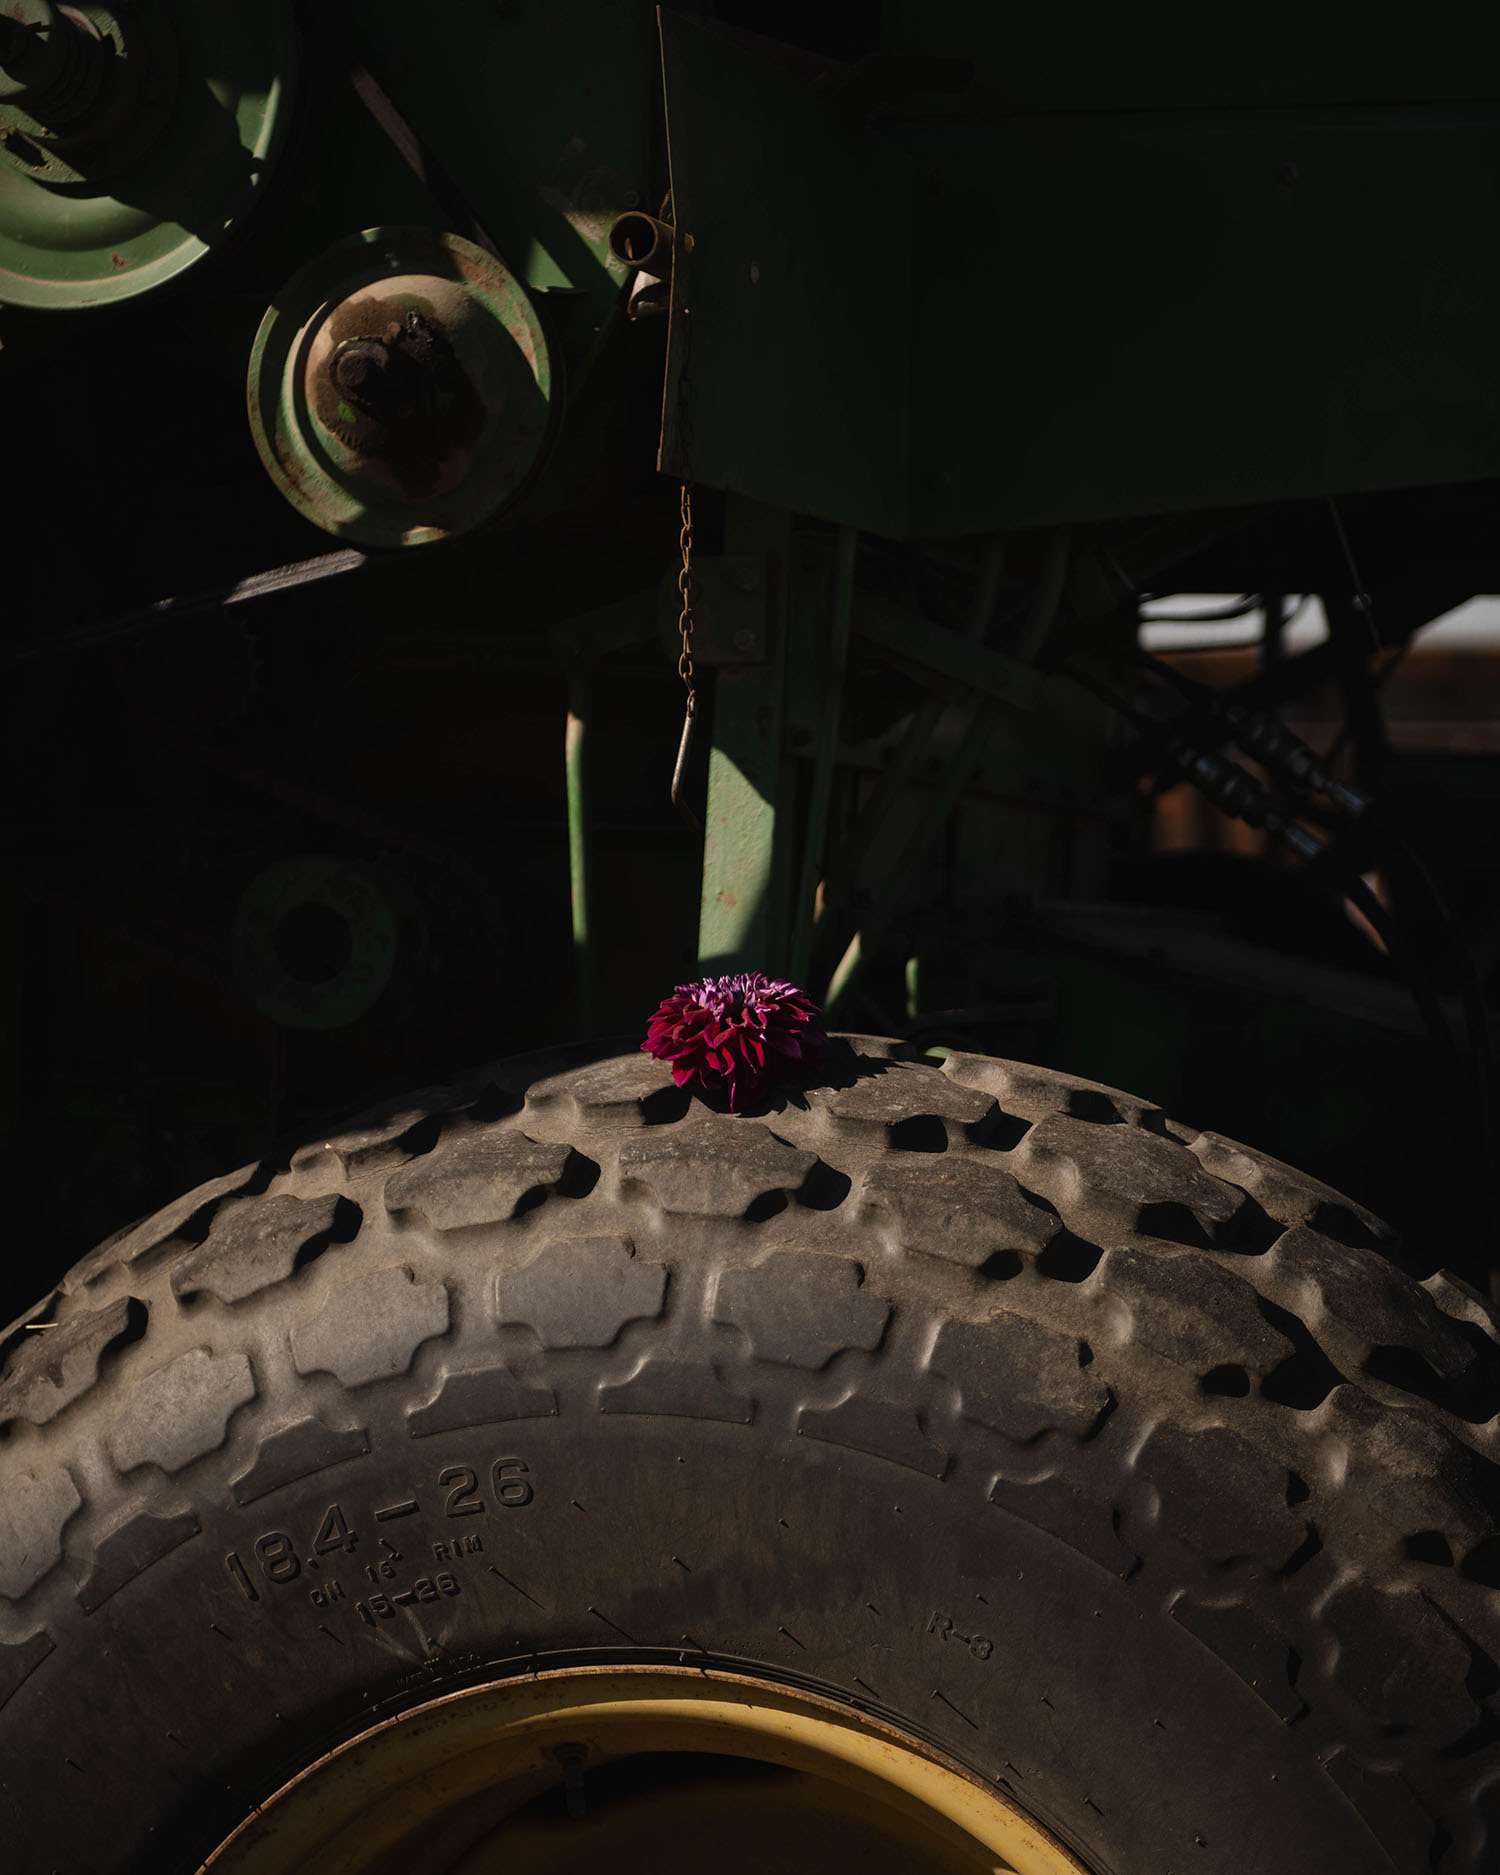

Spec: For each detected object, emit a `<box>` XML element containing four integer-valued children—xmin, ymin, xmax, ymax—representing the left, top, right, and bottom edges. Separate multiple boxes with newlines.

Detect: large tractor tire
<box><xmin>1</xmin><ymin>1036</ymin><xmax>1497</xmax><ymax>1874</ymax></box>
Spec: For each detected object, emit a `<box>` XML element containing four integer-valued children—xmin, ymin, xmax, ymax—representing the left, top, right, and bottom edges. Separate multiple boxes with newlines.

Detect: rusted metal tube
<box><xmin>608</xmin><ymin>210</ymin><xmax>674</xmax><ymax>276</ymax></box>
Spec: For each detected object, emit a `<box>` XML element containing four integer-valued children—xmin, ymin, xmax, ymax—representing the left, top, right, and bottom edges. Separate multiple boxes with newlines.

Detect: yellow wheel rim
<box><xmin>201</xmin><ymin>1666</ymin><xmax>1090</xmax><ymax>1875</ymax></box>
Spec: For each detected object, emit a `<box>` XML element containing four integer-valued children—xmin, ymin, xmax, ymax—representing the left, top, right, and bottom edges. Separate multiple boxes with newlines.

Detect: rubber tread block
<box><xmin>1015</xmin><ymin>1113</ymin><xmax>1245</xmax><ymax>1240</ymax></box>
<box><xmin>170</xmin><ymin>1194</ymin><xmax>348</xmax><ymax>1305</ymax></box>
<box><xmin>0</xmin><ymin>1298</ymin><xmax>141</xmax><ymax>1428</ymax></box>
<box><xmin>0</xmin><ymin>1469</ymin><xmax>82</xmax><ymax>1602</ymax></box>
<box><xmin>0</xmin><ymin>1630</ymin><xmax>53</xmax><ymax>1710</ymax></box>
<box><xmin>77</xmin><ymin>1509</ymin><xmax>201</xmax><ymax>1613</ymax></box>
<box><xmin>524</xmin><ymin>1055</ymin><xmax>685</xmax><ymax>1131</ymax></box>
<box><xmin>859</xmin><ymin>1157</ymin><xmax>1058</xmax><ymax>1264</ymax></box>
<box><xmin>797</xmin><ymin>1395</ymin><xmax>946</xmax><ymax>1475</ymax></box>
<box><xmin>714</xmin><ymin>1251</ymin><xmax>890</xmax><ymax>1368</ymax></box>
<box><xmin>1101</xmin><ymin>1243</ymin><xmax>1292</xmax><ymax>1377</ymax></box>
<box><xmin>385</xmin><ymin>1131</ymin><xmax>573</xmax><ymax>1229</ymax></box>
<box><xmin>291</xmin><ymin>1267</ymin><xmax>450</xmax><ymax>1388</ymax></box>
<box><xmin>407</xmin><ymin>1362</ymin><xmax>557</xmax><ymax>1437</ymax></box>
<box><xmin>61</xmin><ymin>1166</ymin><xmax>257</xmax><ymax>1293</ymax></box>
<box><xmin>617</xmin><ymin>1118</ymin><xmax>818</xmax><ymax>1216</ymax></box>
<box><xmin>497</xmin><ymin>1236</ymin><xmax>667</xmax><ymax>1349</ymax></box>
<box><xmin>599</xmin><ymin>1359</ymin><xmax>753</xmax><ymax>1423</ymax></box>
<box><xmin>1170</xmin><ymin>1597</ymin><xmax>1304</xmax><ymax>1722</ymax></box>
<box><xmin>930</xmin><ymin>1313</ymin><xmax>1110</xmax><ymax>1441</ymax></box>
<box><xmin>106</xmin><ymin>1349</ymin><xmax>257</xmax><ymax>1474</ymax></box>
<box><xmin>1136</xmin><ymin>1420</ymin><xmax>1306</xmax><ymax>1568</ymax></box>
<box><xmin>814</xmin><ymin>1064</ymin><xmax>996</xmax><ymax>1138</ymax></box>
<box><xmin>231</xmin><ymin>1416</ymin><xmax>370</xmax><ymax>1506</ymax></box>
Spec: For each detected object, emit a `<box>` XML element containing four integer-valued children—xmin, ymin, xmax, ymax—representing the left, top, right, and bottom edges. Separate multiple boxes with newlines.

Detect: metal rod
<box><xmin>565</xmin><ymin>672</ymin><xmax>596</xmax><ymax>1035</ymax></box>
<box><xmin>671</xmin><ymin>698</ymin><xmax>701</xmax><ymax>830</ymax></box>
<box><xmin>0</xmin><ymin>548</ymin><xmax>370</xmax><ymax>669</ymax></box>
<box><xmin>810</xmin><ymin>532</ymin><xmax>1007</xmax><ymax>948</ymax></box>
<box><xmin>790</xmin><ymin>525</ymin><xmax>856</xmax><ymax>985</ymax></box>
<box><xmin>1003</xmin><ymin>525</ymin><xmax>1072</xmax><ymax>664</ymax></box>
<box><xmin>824</xmin><ymin>928</ymin><xmax>862</xmax><ymax>1018</ymax></box>
<box><xmin>824</xmin><ymin>528</ymin><xmax>1069</xmax><ymax>1018</ymax></box>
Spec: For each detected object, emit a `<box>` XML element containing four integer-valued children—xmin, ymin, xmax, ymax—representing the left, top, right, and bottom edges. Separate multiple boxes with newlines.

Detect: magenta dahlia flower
<box><xmin>642</xmin><ymin>972</ymin><xmax>827</xmax><ymax>1110</ymax></box>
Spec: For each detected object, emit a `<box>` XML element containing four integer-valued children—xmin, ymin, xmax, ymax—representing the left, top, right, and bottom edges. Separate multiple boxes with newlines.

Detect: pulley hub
<box><xmin>248</xmin><ymin>227</ymin><xmax>557</xmax><ymax>548</ymax></box>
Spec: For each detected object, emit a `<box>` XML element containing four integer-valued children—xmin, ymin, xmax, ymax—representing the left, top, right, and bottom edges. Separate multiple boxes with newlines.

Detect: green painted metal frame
<box><xmin>550</xmin><ymin>589</ymin><xmax>662</xmax><ymax>1037</ymax></box>
<box><xmin>789</xmin><ymin>526</ymin><xmax>856</xmax><ymax>986</ymax></box>
<box><xmin>696</xmin><ymin>500</ymin><xmax>794</xmax><ymax>975</ymax></box>
<box><xmin>823</xmin><ymin>528</ymin><xmax>1073</xmax><ymax>1018</ymax></box>
<box><xmin>565</xmin><ymin>672</ymin><xmax>594</xmax><ymax>1036</ymax></box>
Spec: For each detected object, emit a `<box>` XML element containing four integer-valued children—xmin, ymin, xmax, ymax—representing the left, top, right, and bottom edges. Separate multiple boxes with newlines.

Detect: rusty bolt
<box><xmin>331</xmin><ymin>337</ymin><xmax>391</xmax><ymax>398</ymax></box>
<box><xmin>727</xmin><ymin>564</ymin><xmax>760</xmax><ymax>593</ymax></box>
<box><xmin>732</xmin><ymin>628</ymin><xmax>757</xmax><ymax>654</ymax></box>
<box><xmin>0</xmin><ymin>125</ymin><xmax>43</xmax><ymax>165</ymax></box>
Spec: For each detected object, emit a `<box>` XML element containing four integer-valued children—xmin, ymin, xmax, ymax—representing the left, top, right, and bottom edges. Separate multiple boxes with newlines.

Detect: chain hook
<box><xmin>671</xmin><ymin>478</ymin><xmax>701</xmax><ymax>829</ymax></box>
<box><xmin>670</xmin><ymin>282</ymin><xmax>701</xmax><ymax>829</ymax></box>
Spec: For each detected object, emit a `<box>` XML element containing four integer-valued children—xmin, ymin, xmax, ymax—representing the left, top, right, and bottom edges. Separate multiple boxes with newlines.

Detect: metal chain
<box><xmin>677</xmin><ymin>480</ymin><xmax>696</xmax><ymax>709</ymax></box>
<box><xmin>670</xmin><ymin>264</ymin><xmax>701</xmax><ymax>829</ymax></box>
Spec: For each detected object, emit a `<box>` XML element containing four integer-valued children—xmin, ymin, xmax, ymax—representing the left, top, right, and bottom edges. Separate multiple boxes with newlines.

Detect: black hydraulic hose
<box><xmin>1134</xmin><ymin>649</ymin><xmax>1500</xmax><ymax>1271</ymax></box>
<box><xmin>1068</xmin><ymin>657</ymin><xmax>1467</xmax><ymax>1076</ymax></box>
<box><xmin>1139</xmin><ymin>651</ymin><xmax>1369</xmax><ymax>822</ymax></box>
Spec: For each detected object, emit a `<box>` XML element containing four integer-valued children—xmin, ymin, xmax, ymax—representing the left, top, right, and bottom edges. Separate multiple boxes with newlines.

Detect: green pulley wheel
<box><xmin>247</xmin><ymin>225</ymin><xmax>558</xmax><ymax>548</ymax></box>
<box><xmin>0</xmin><ymin>0</ymin><xmax>298</xmax><ymax>310</ymax></box>
<box><xmin>231</xmin><ymin>854</ymin><xmax>408</xmax><ymax>1035</ymax></box>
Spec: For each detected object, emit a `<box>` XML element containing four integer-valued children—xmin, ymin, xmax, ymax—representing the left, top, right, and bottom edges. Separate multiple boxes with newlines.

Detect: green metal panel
<box><xmin>789</xmin><ymin>525</ymin><xmax>855</xmax><ymax>985</ymax></box>
<box><xmin>881</xmin><ymin>1</ymin><xmax>1500</xmax><ymax>112</ymax></box>
<box><xmin>696</xmin><ymin>501</ymin><xmax>793</xmax><ymax>975</ymax></box>
<box><xmin>659</xmin><ymin>14</ymin><xmax>911</xmax><ymax>536</ymax></box>
<box><xmin>900</xmin><ymin>101</ymin><xmax>1500</xmax><ymax>535</ymax></box>
<box><xmin>658</xmin><ymin>13</ymin><xmax>1500</xmax><ymax>537</ymax></box>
